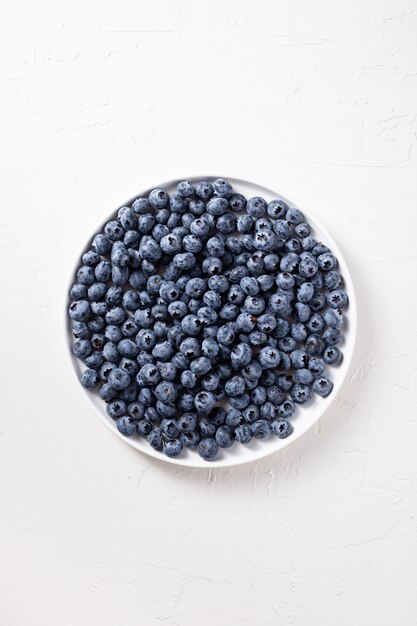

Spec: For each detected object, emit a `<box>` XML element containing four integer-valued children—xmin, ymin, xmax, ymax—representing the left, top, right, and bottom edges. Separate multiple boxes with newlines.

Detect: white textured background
<box><xmin>1</xmin><ymin>1</ymin><xmax>416</xmax><ymax>624</ymax></box>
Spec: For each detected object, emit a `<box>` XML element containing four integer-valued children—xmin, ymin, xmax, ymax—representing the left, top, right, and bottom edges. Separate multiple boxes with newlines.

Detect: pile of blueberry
<box><xmin>68</xmin><ymin>179</ymin><xmax>348</xmax><ymax>461</ymax></box>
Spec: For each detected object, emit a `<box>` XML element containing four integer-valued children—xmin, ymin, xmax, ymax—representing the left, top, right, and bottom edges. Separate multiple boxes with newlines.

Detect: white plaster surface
<box><xmin>1</xmin><ymin>1</ymin><xmax>416</xmax><ymax>624</ymax></box>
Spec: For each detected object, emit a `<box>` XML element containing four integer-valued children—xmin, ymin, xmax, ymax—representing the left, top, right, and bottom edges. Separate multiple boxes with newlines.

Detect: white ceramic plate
<box><xmin>66</xmin><ymin>176</ymin><xmax>357</xmax><ymax>468</ymax></box>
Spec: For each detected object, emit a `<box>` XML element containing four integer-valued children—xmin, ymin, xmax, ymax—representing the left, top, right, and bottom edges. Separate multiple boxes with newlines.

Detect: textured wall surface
<box><xmin>1</xmin><ymin>1</ymin><xmax>416</xmax><ymax>624</ymax></box>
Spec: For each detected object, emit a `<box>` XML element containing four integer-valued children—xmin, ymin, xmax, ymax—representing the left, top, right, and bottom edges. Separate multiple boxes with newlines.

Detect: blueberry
<box><xmin>297</xmin><ymin>282</ymin><xmax>314</xmax><ymax>303</ymax></box>
<box><xmin>138</xmin><ymin>388</ymin><xmax>153</xmax><ymax>407</ymax></box>
<box><xmin>116</xmin><ymin>416</ymin><xmax>136</xmax><ymax>437</ymax></box>
<box><xmin>206</xmin><ymin>196</ymin><xmax>228</xmax><ymax>216</ymax></box>
<box><xmin>112</xmin><ymin>265</ymin><xmax>129</xmax><ymax>286</ymax></box>
<box><xmin>322</xmin><ymin>307</ymin><xmax>343</xmax><ymax>328</ymax></box>
<box><xmin>215</xmin><ymin>425</ymin><xmax>234</xmax><ymax>448</ymax></box>
<box><xmin>249</xmin><ymin>330</ymin><xmax>267</xmax><ymax>346</ymax></box>
<box><xmin>324</xmin><ymin>271</ymin><xmax>342</xmax><ymax>290</ymax></box>
<box><xmin>243</xmin><ymin>404</ymin><xmax>260</xmax><ymax>423</ymax></box>
<box><xmin>147</xmin><ymin>428</ymin><xmax>163</xmax><ymax>450</ymax></box>
<box><xmin>108</xmin><ymin>368</ymin><xmax>131</xmax><ymax>391</ymax></box>
<box><xmin>169</xmin><ymin>192</ymin><xmax>187</xmax><ymax>214</ymax></box>
<box><xmin>259</xmin><ymin>346</ymin><xmax>281</xmax><ymax>369</ymax></box>
<box><xmin>154</xmin><ymin>381</ymin><xmax>177</xmax><ymax>403</ymax></box>
<box><xmin>230</xmin><ymin>343</ymin><xmax>252</xmax><ymax>369</ymax></box>
<box><xmin>294</xmin><ymin>368</ymin><xmax>314</xmax><ymax>385</ymax></box>
<box><xmin>247</xmin><ymin>196</ymin><xmax>267</xmax><ymax>218</ymax></box>
<box><xmin>323</xmin><ymin>346</ymin><xmax>342</xmax><ymax>365</ymax></box>
<box><xmin>299</xmin><ymin>246</ymin><xmax>321</xmax><ymax>272</ymax></box>
<box><xmin>99</xmin><ymin>361</ymin><xmax>116</xmax><ymax>381</ymax></box>
<box><xmin>92</xmin><ymin>233</ymin><xmax>112</xmax><ymax>255</ymax></box>
<box><xmin>70</xmin><ymin>283</ymin><xmax>87</xmax><ymax>300</ymax></box>
<box><xmin>312</xmin><ymin>376</ymin><xmax>333</xmax><ymax>397</ymax></box>
<box><xmin>149</xmin><ymin>188</ymin><xmax>168</xmax><ymax>209</ymax></box>
<box><xmin>190</xmin><ymin>356</ymin><xmax>212</xmax><ymax>377</ymax></box>
<box><xmin>251</xmin><ymin>420</ymin><xmax>271</xmax><ymax>439</ymax></box>
<box><xmin>173</xmin><ymin>252</ymin><xmax>195</xmax><ymax>270</ymax></box>
<box><xmin>137</xmin><ymin>351</ymin><xmax>153</xmax><ymax>367</ymax></box>
<box><xmin>181</xmin><ymin>315</ymin><xmax>201</xmax><ymax>337</ymax></box>
<box><xmin>105</xmin><ymin>286</ymin><xmax>123</xmax><ymax>306</ymax></box>
<box><xmin>69</xmin><ymin>300</ymin><xmax>90</xmax><ymax>322</ymax></box>
<box><xmin>197</xmin><ymin>306</ymin><xmax>218</xmax><ymax>326</ymax></box>
<box><xmin>136</xmin><ymin>419</ymin><xmax>152</xmax><ymax>436</ymax></box>
<box><xmin>225</xmin><ymin>409</ymin><xmax>243</xmax><ymax>427</ymax></box>
<box><xmin>144</xmin><ymin>407</ymin><xmax>158</xmax><ymax>423</ymax></box>
<box><xmin>277</xmin><ymin>374</ymin><xmax>294</xmax><ymax>392</ymax></box>
<box><xmin>256</xmin><ymin>314</ymin><xmax>277</xmax><ymax>334</ymax></box>
<box><xmin>198</xmin><ymin>438</ymin><xmax>219</xmax><ymax>460</ymax></box>
<box><xmin>309</xmin><ymin>293</ymin><xmax>326</xmax><ymax>312</ymax></box>
<box><xmin>195</xmin><ymin>181</ymin><xmax>213</xmax><ymax>201</ymax></box>
<box><xmin>236</xmin><ymin>215</ymin><xmax>252</xmax><ymax>236</ymax></box>
<box><xmin>264</xmin><ymin>254</ymin><xmax>280</xmax><ymax>272</ymax></box>
<box><xmin>163</xmin><ymin>438</ymin><xmax>183</xmax><ymax>458</ymax></box>
<box><xmin>139</xmin><ymin>363</ymin><xmax>160</xmax><ymax>385</ymax></box>
<box><xmin>276</xmin><ymin>272</ymin><xmax>295</xmax><ymax>290</ymax></box>
<box><xmin>286</xmin><ymin>208</ymin><xmax>303</xmax><ymax>225</ymax></box>
<box><xmin>225</xmin><ymin>376</ymin><xmax>246</xmax><ymax>397</ymax></box>
<box><xmin>290</xmin><ymin>349</ymin><xmax>308</xmax><ymax>369</ymax></box>
<box><xmin>138</xmin><ymin>214</ymin><xmax>156</xmax><ymax>234</ymax></box>
<box><xmin>183</xmin><ymin>234</ymin><xmax>203</xmax><ymax>253</ymax></box>
<box><xmin>181</xmin><ymin>431</ymin><xmax>200</xmax><ymax>448</ymax></box>
<box><xmin>241</xmin><ymin>359</ymin><xmax>262</xmax><ymax>381</ymax></box>
<box><xmin>254</xmin><ymin>217</ymin><xmax>273</xmax><ymax>232</ymax></box>
<box><xmin>260</xmin><ymin>369</ymin><xmax>277</xmax><ymax>387</ymax></box>
<box><xmin>294</xmin><ymin>222</ymin><xmax>311</xmax><ymax>238</ymax></box>
<box><xmin>229</xmin><ymin>393</ymin><xmax>250</xmax><ymax>410</ymax></box>
<box><xmin>175</xmin><ymin>180</ymin><xmax>193</xmax><ymax>197</ymax></box>
<box><xmin>104</xmin><ymin>220</ymin><xmax>124</xmax><ymax>242</ymax></box>
<box><xmin>304</xmin><ymin>334</ymin><xmax>325</xmax><ymax>356</ymax></box>
<box><xmin>271</xmin><ymin>418</ymin><xmax>292</xmax><ymax>438</ymax></box>
<box><xmin>157</xmin><ymin>361</ymin><xmax>176</xmax><ymax>381</ymax></box>
<box><xmin>80</xmin><ymin>368</ymin><xmax>99</xmax><ymax>388</ymax></box>
<box><xmin>257</xmin><ymin>274</ymin><xmax>275</xmax><ymax>291</ymax></box>
<box><xmin>194</xmin><ymin>391</ymin><xmax>216</xmax><ymax>416</ymax></box>
<box><xmin>323</xmin><ymin>327</ymin><xmax>342</xmax><ymax>346</ymax></box>
<box><xmin>267</xmin><ymin>199</ymin><xmax>288</xmax><ymax>219</ymax></box>
<box><xmin>201</xmin><ymin>372</ymin><xmax>220</xmax><ymax>391</ymax></box>
<box><xmin>269</xmin><ymin>293</ymin><xmax>290</xmax><ymax>315</ymax></box>
<box><xmin>207</xmin><ymin>275</ymin><xmax>229</xmax><ymax>294</ymax></box>
<box><xmin>99</xmin><ymin>383</ymin><xmax>116</xmax><ymax>401</ymax></box>
<box><xmin>278</xmin><ymin>400</ymin><xmax>296</xmax><ymax>419</ymax></box>
<box><xmin>291</xmin><ymin>384</ymin><xmax>312</xmax><ymax>404</ymax></box>
<box><xmin>127</xmin><ymin>402</ymin><xmax>144</xmax><ymax>421</ymax></box>
<box><xmin>308</xmin><ymin>357</ymin><xmax>326</xmax><ymax>377</ymax></box>
<box><xmin>102</xmin><ymin>342</ymin><xmax>119</xmax><ymax>363</ymax></box>
<box><xmin>327</xmin><ymin>289</ymin><xmax>348</xmax><ymax>309</ymax></box>
<box><xmin>219</xmin><ymin>303</ymin><xmax>238</xmax><ymax>321</ymax></box>
<box><xmin>234</xmin><ymin>424</ymin><xmax>252</xmax><ymax>444</ymax></box>
<box><xmin>217</xmin><ymin>212</ymin><xmax>237</xmax><ymax>234</ymax></box>
<box><xmin>213</xmin><ymin>178</ymin><xmax>233</xmax><ymax>198</ymax></box>
<box><xmin>134</xmin><ymin>308</ymin><xmax>153</xmax><ymax>329</ymax></box>
<box><xmin>132</xmin><ymin>197</ymin><xmax>151</xmax><ymax>214</ymax></box>
<box><xmin>317</xmin><ymin>252</ymin><xmax>337</xmax><ymax>272</ymax></box>
<box><xmin>291</xmin><ymin>323</ymin><xmax>307</xmax><ymax>342</ymax></box>
<box><xmin>177</xmin><ymin>413</ymin><xmax>197</xmax><ymax>433</ymax></box>
<box><xmin>199</xmin><ymin>418</ymin><xmax>216</xmax><ymax>437</ymax></box>
<box><xmin>106</xmin><ymin>399</ymin><xmax>126</xmax><ymax>419</ymax></box>
<box><xmin>85</xmin><ymin>351</ymin><xmax>104</xmax><ymax>370</ymax></box>
<box><xmin>73</xmin><ymin>339</ymin><xmax>92</xmax><ymax>359</ymax></box>
<box><xmin>250</xmin><ymin>387</ymin><xmax>267</xmax><ymax>406</ymax></box>
<box><xmin>201</xmin><ymin>338</ymin><xmax>220</xmax><ymax>360</ymax></box>
<box><xmin>306</xmin><ymin>313</ymin><xmax>325</xmax><ymax>333</ymax></box>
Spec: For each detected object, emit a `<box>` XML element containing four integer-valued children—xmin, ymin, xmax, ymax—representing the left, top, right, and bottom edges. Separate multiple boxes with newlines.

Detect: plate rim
<box><xmin>65</xmin><ymin>175</ymin><xmax>357</xmax><ymax>469</ymax></box>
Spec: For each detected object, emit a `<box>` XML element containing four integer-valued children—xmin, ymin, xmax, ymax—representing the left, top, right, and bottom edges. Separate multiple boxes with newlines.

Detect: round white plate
<box><xmin>66</xmin><ymin>176</ymin><xmax>357</xmax><ymax>468</ymax></box>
